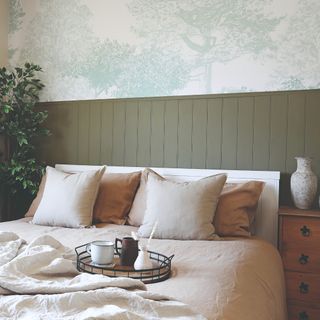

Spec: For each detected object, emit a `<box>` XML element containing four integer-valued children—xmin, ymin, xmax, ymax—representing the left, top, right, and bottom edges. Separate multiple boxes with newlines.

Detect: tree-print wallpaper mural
<box><xmin>8</xmin><ymin>0</ymin><xmax>320</xmax><ymax>102</ymax></box>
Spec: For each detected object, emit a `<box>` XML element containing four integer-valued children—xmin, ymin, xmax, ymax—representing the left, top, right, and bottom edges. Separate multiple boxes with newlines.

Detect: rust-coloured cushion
<box><xmin>214</xmin><ymin>181</ymin><xmax>265</xmax><ymax>237</ymax></box>
<box><xmin>93</xmin><ymin>171</ymin><xmax>141</xmax><ymax>225</ymax></box>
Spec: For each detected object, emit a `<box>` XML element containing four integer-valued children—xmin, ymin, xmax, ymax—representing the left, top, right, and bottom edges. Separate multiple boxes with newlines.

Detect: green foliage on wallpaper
<box><xmin>80</xmin><ymin>40</ymin><xmax>188</xmax><ymax>98</ymax></box>
<box><xmin>8</xmin><ymin>0</ymin><xmax>25</xmax><ymax>60</ymax></box>
<box><xmin>12</xmin><ymin>0</ymin><xmax>189</xmax><ymax>100</ymax></box>
<box><xmin>20</xmin><ymin>0</ymin><xmax>95</xmax><ymax>96</ymax></box>
<box><xmin>276</xmin><ymin>1</ymin><xmax>320</xmax><ymax>90</ymax></box>
<box><xmin>8</xmin><ymin>0</ymin><xmax>320</xmax><ymax>101</ymax></box>
<box><xmin>129</xmin><ymin>0</ymin><xmax>282</xmax><ymax>92</ymax></box>
<box><xmin>9</xmin><ymin>0</ymin><xmax>25</xmax><ymax>34</ymax></box>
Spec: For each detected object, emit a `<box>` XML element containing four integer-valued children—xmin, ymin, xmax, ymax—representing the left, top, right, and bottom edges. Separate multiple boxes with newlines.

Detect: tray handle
<box><xmin>160</xmin><ymin>254</ymin><xmax>174</xmax><ymax>268</ymax></box>
<box><xmin>75</xmin><ymin>243</ymin><xmax>89</xmax><ymax>255</ymax></box>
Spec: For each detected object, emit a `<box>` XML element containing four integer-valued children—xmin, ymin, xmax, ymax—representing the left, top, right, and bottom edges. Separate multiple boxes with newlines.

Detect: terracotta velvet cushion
<box><xmin>214</xmin><ymin>181</ymin><xmax>265</xmax><ymax>237</ymax></box>
<box><xmin>93</xmin><ymin>171</ymin><xmax>141</xmax><ymax>225</ymax></box>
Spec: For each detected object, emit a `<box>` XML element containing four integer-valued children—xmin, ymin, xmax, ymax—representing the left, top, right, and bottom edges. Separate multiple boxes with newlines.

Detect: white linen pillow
<box><xmin>32</xmin><ymin>166</ymin><xmax>106</xmax><ymax>228</ymax></box>
<box><xmin>127</xmin><ymin>168</ymin><xmax>165</xmax><ymax>226</ymax></box>
<box><xmin>138</xmin><ymin>172</ymin><xmax>227</xmax><ymax>240</ymax></box>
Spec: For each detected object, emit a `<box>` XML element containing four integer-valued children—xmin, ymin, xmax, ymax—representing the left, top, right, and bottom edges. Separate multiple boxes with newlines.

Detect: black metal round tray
<box><xmin>75</xmin><ymin>243</ymin><xmax>174</xmax><ymax>284</ymax></box>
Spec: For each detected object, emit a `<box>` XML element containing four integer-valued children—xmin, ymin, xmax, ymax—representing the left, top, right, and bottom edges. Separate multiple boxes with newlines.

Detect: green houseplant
<box><xmin>0</xmin><ymin>62</ymin><xmax>49</xmax><ymax>220</ymax></box>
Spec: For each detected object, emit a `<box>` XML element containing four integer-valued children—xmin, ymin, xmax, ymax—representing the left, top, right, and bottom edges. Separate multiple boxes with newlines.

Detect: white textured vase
<box><xmin>134</xmin><ymin>246</ymin><xmax>153</xmax><ymax>270</ymax></box>
<box><xmin>290</xmin><ymin>157</ymin><xmax>318</xmax><ymax>209</ymax></box>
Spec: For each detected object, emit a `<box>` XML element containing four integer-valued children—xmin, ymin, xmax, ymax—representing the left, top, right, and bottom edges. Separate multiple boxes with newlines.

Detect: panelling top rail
<box><xmin>56</xmin><ymin>164</ymin><xmax>280</xmax><ymax>247</ymax></box>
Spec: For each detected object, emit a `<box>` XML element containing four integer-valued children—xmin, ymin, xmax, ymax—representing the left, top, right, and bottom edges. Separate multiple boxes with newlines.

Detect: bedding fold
<box><xmin>0</xmin><ymin>232</ymin><xmax>205</xmax><ymax>319</ymax></box>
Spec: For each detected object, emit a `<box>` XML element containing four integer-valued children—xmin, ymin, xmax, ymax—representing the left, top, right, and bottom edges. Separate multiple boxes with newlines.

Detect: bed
<box><xmin>0</xmin><ymin>165</ymin><xmax>287</xmax><ymax>320</ymax></box>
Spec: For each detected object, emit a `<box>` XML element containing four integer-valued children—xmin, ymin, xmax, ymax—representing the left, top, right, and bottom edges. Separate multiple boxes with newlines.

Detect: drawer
<box><xmin>286</xmin><ymin>271</ymin><xmax>320</xmax><ymax>304</ymax></box>
<box><xmin>288</xmin><ymin>304</ymin><xmax>320</xmax><ymax>320</ymax></box>
<box><xmin>282</xmin><ymin>248</ymin><xmax>320</xmax><ymax>273</ymax></box>
<box><xmin>281</xmin><ymin>216</ymin><xmax>320</xmax><ymax>247</ymax></box>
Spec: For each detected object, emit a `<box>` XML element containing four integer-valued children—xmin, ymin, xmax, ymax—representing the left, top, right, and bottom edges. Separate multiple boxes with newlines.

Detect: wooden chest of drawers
<box><xmin>279</xmin><ymin>207</ymin><xmax>320</xmax><ymax>320</ymax></box>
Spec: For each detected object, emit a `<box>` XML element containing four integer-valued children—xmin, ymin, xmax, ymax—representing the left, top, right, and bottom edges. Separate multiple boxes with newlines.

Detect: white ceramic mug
<box><xmin>86</xmin><ymin>241</ymin><xmax>114</xmax><ymax>265</ymax></box>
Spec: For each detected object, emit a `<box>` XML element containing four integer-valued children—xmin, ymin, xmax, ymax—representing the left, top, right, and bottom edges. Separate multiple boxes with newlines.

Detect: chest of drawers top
<box><xmin>281</xmin><ymin>208</ymin><xmax>320</xmax><ymax>243</ymax></box>
<box><xmin>280</xmin><ymin>206</ymin><xmax>320</xmax><ymax>218</ymax></box>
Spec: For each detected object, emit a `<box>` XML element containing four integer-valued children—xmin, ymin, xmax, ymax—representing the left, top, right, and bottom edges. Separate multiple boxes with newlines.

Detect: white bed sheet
<box><xmin>0</xmin><ymin>218</ymin><xmax>287</xmax><ymax>320</ymax></box>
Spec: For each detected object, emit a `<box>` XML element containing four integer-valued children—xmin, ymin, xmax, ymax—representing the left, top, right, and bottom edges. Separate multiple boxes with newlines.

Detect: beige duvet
<box><xmin>0</xmin><ymin>218</ymin><xmax>287</xmax><ymax>320</ymax></box>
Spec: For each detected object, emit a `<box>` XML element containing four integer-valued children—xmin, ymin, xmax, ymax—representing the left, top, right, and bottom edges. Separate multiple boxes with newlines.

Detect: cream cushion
<box><xmin>127</xmin><ymin>168</ymin><xmax>164</xmax><ymax>226</ymax></box>
<box><xmin>138</xmin><ymin>172</ymin><xmax>227</xmax><ymax>240</ymax></box>
<box><xmin>32</xmin><ymin>166</ymin><xmax>105</xmax><ymax>228</ymax></box>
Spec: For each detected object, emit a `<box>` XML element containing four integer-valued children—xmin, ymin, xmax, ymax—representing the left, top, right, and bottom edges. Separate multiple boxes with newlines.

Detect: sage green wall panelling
<box><xmin>164</xmin><ymin>101</ymin><xmax>178</xmax><ymax>168</ymax></box>
<box><xmin>150</xmin><ymin>101</ymin><xmax>165</xmax><ymax>167</ymax></box>
<box><xmin>221</xmin><ymin>98</ymin><xmax>238</xmax><ymax>169</ymax></box>
<box><xmin>37</xmin><ymin>89</ymin><xmax>320</xmax><ymax>204</ymax></box>
<box><xmin>305</xmin><ymin>92</ymin><xmax>320</xmax><ymax>175</ymax></box>
<box><xmin>78</xmin><ymin>102</ymin><xmax>90</xmax><ymax>164</ymax></box>
<box><xmin>124</xmin><ymin>101</ymin><xmax>138</xmax><ymax>166</ymax></box>
<box><xmin>237</xmin><ymin>97</ymin><xmax>254</xmax><ymax>169</ymax></box>
<box><xmin>304</xmin><ymin>91</ymin><xmax>320</xmax><ymax>206</ymax></box>
<box><xmin>112</xmin><ymin>101</ymin><xmax>126</xmax><ymax>166</ymax></box>
<box><xmin>89</xmin><ymin>102</ymin><xmax>102</xmax><ymax>165</ymax></box>
<box><xmin>286</xmin><ymin>93</ymin><xmax>306</xmax><ymax>173</ymax></box>
<box><xmin>253</xmin><ymin>96</ymin><xmax>271</xmax><ymax>170</ymax></box>
<box><xmin>206</xmin><ymin>99</ymin><xmax>222</xmax><ymax>169</ymax></box>
<box><xmin>100</xmin><ymin>101</ymin><xmax>113</xmax><ymax>164</ymax></box>
<box><xmin>65</xmin><ymin>102</ymin><xmax>78</xmax><ymax>164</ymax></box>
<box><xmin>192</xmin><ymin>100</ymin><xmax>207</xmax><ymax>169</ymax></box>
<box><xmin>40</xmin><ymin>102</ymin><xmax>78</xmax><ymax>165</ymax></box>
<box><xmin>137</xmin><ymin>101</ymin><xmax>152</xmax><ymax>167</ymax></box>
<box><xmin>270</xmin><ymin>94</ymin><xmax>287</xmax><ymax>171</ymax></box>
<box><xmin>177</xmin><ymin>100</ymin><xmax>192</xmax><ymax>168</ymax></box>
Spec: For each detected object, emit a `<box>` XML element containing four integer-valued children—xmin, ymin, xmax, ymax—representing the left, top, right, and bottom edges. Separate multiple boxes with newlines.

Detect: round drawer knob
<box><xmin>299</xmin><ymin>282</ymin><xmax>309</xmax><ymax>294</ymax></box>
<box><xmin>300</xmin><ymin>226</ymin><xmax>311</xmax><ymax>237</ymax></box>
<box><xmin>299</xmin><ymin>254</ymin><xmax>309</xmax><ymax>265</ymax></box>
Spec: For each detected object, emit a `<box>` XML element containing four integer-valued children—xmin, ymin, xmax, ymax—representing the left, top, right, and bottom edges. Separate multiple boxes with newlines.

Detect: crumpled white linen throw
<box><xmin>0</xmin><ymin>232</ymin><xmax>205</xmax><ymax>320</ymax></box>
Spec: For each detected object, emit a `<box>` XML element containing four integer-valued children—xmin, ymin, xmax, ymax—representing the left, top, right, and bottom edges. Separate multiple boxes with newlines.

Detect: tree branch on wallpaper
<box><xmin>129</xmin><ymin>0</ymin><xmax>282</xmax><ymax>93</ymax></box>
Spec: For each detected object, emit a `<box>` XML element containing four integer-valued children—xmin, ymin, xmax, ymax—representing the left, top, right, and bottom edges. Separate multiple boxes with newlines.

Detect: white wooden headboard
<box><xmin>56</xmin><ymin>164</ymin><xmax>280</xmax><ymax>247</ymax></box>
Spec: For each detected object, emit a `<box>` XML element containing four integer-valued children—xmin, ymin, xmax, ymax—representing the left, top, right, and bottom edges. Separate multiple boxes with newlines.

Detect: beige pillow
<box><xmin>93</xmin><ymin>171</ymin><xmax>141</xmax><ymax>225</ymax></box>
<box><xmin>127</xmin><ymin>168</ymin><xmax>165</xmax><ymax>226</ymax></box>
<box><xmin>138</xmin><ymin>172</ymin><xmax>227</xmax><ymax>240</ymax></box>
<box><xmin>25</xmin><ymin>174</ymin><xmax>46</xmax><ymax>217</ymax></box>
<box><xmin>32</xmin><ymin>166</ymin><xmax>106</xmax><ymax>228</ymax></box>
<box><xmin>214</xmin><ymin>181</ymin><xmax>265</xmax><ymax>237</ymax></box>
